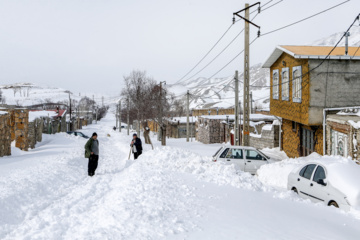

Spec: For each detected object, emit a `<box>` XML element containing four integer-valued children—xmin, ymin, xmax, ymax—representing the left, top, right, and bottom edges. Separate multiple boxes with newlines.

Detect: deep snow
<box><xmin>1</xmin><ymin>112</ymin><xmax>360</xmax><ymax>239</ymax></box>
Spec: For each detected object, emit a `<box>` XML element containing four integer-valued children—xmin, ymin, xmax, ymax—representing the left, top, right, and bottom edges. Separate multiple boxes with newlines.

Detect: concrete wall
<box><xmin>308</xmin><ymin>59</ymin><xmax>360</xmax><ymax>125</ymax></box>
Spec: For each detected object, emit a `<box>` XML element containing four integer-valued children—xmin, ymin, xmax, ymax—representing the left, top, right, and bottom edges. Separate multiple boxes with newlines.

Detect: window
<box><xmin>301</xmin><ymin>164</ymin><xmax>316</xmax><ymax>180</ymax></box>
<box><xmin>302</xmin><ymin>128</ymin><xmax>314</xmax><ymax>156</ymax></box>
<box><xmin>225</xmin><ymin>149</ymin><xmax>243</xmax><ymax>159</ymax></box>
<box><xmin>220</xmin><ymin>148</ymin><xmax>229</xmax><ymax>158</ymax></box>
<box><xmin>272</xmin><ymin>69</ymin><xmax>279</xmax><ymax>100</ymax></box>
<box><xmin>281</xmin><ymin>67</ymin><xmax>289</xmax><ymax>101</ymax></box>
<box><xmin>292</xmin><ymin>66</ymin><xmax>302</xmax><ymax>103</ymax></box>
<box><xmin>313</xmin><ymin>166</ymin><xmax>326</xmax><ymax>182</ymax></box>
<box><xmin>213</xmin><ymin>147</ymin><xmax>223</xmax><ymax>157</ymax></box>
<box><xmin>246</xmin><ymin>150</ymin><xmax>265</xmax><ymax>160</ymax></box>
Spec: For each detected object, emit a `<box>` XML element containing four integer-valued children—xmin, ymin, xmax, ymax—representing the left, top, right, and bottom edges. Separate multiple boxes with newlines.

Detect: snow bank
<box><xmin>139</xmin><ymin>147</ymin><xmax>267</xmax><ymax>192</ymax></box>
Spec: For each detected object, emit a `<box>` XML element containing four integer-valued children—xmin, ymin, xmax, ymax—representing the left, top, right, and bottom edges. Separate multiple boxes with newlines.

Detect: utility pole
<box><xmin>186</xmin><ymin>90</ymin><xmax>190</xmax><ymax>142</ymax></box>
<box><xmin>233</xmin><ymin>2</ymin><xmax>260</xmax><ymax>146</ymax></box>
<box><xmin>95</xmin><ymin>107</ymin><xmax>98</xmax><ymax>124</ymax></box>
<box><xmin>116</xmin><ymin>103</ymin><xmax>118</xmax><ymax>129</ymax></box>
<box><xmin>127</xmin><ymin>97</ymin><xmax>130</xmax><ymax>135</ymax></box>
<box><xmin>119</xmin><ymin>100</ymin><xmax>121</xmax><ymax>132</ymax></box>
<box><xmin>234</xmin><ymin>70</ymin><xmax>239</xmax><ymax>146</ymax></box>
<box><xmin>250</xmin><ymin>92</ymin><xmax>253</xmax><ymax>114</ymax></box>
<box><xmin>159</xmin><ymin>81</ymin><xmax>166</xmax><ymax>146</ymax></box>
<box><xmin>68</xmin><ymin>92</ymin><xmax>72</xmax><ymax>131</ymax></box>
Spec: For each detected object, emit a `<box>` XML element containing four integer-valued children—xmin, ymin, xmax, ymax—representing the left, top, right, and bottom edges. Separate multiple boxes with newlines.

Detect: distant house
<box><xmin>326</xmin><ymin>110</ymin><xmax>360</xmax><ymax>161</ymax></box>
<box><xmin>196</xmin><ymin>114</ymin><xmax>276</xmax><ymax>145</ymax></box>
<box><xmin>263</xmin><ymin>45</ymin><xmax>360</xmax><ymax>158</ymax></box>
<box><xmin>29</xmin><ymin>109</ymin><xmax>67</xmax><ymax>134</ymax></box>
<box><xmin>165</xmin><ymin>117</ymin><xmax>197</xmax><ymax>139</ymax></box>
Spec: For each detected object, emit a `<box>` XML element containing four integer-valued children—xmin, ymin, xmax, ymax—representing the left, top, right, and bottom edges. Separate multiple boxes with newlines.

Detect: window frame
<box><xmin>272</xmin><ymin>69</ymin><xmax>279</xmax><ymax>100</ymax></box>
<box><xmin>220</xmin><ymin>148</ymin><xmax>229</xmax><ymax>158</ymax></box>
<box><xmin>300</xmin><ymin>164</ymin><xmax>317</xmax><ymax>180</ymax></box>
<box><xmin>312</xmin><ymin>165</ymin><xmax>327</xmax><ymax>183</ymax></box>
<box><xmin>245</xmin><ymin>149</ymin><xmax>267</xmax><ymax>161</ymax></box>
<box><xmin>292</xmin><ymin>66</ymin><xmax>302</xmax><ymax>103</ymax></box>
<box><xmin>281</xmin><ymin>67</ymin><xmax>290</xmax><ymax>101</ymax></box>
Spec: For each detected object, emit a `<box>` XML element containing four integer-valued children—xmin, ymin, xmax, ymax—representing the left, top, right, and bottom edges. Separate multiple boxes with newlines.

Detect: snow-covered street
<box><xmin>1</xmin><ymin>112</ymin><xmax>360</xmax><ymax>240</ymax></box>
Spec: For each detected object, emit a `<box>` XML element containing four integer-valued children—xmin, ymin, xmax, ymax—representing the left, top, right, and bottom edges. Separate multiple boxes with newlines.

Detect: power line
<box><xmin>179</xmin><ymin>0</ymin><xmax>282</xmax><ymax>84</ymax></box>
<box><xmin>261</xmin><ymin>0</ymin><xmax>350</xmax><ymax>36</ymax></box>
<box><xmin>254</xmin><ymin>13</ymin><xmax>360</xmax><ymax>102</ymax></box>
<box><xmin>175</xmin><ymin>23</ymin><xmax>234</xmax><ymax>83</ymax></box>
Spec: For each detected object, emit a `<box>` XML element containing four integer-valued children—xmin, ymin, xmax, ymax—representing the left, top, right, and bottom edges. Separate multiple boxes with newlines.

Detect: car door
<box><xmin>219</xmin><ymin>148</ymin><xmax>245</xmax><ymax>171</ymax></box>
<box><xmin>296</xmin><ymin>164</ymin><xmax>317</xmax><ymax>200</ymax></box>
<box><xmin>244</xmin><ymin>149</ymin><xmax>268</xmax><ymax>174</ymax></box>
<box><xmin>308</xmin><ymin>165</ymin><xmax>328</xmax><ymax>203</ymax></box>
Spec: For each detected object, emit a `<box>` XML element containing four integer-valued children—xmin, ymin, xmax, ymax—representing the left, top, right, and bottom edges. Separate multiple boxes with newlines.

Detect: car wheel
<box><xmin>292</xmin><ymin>187</ymin><xmax>298</xmax><ymax>194</ymax></box>
<box><xmin>329</xmin><ymin>201</ymin><xmax>339</xmax><ymax>208</ymax></box>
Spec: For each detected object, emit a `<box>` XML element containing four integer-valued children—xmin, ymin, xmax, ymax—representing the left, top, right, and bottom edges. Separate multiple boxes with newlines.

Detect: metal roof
<box><xmin>262</xmin><ymin>45</ymin><xmax>360</xmax><ymax>68</ymax></box>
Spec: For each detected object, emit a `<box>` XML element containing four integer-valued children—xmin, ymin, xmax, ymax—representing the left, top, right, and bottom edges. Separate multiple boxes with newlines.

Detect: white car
<box><xmin>212</xmin><ymin>146</ymin><xmax>277</xmax><ymax>174</ymax></box>
<box><xmin>287</xmin><ymin>161</ymin><xmax>360</xmax><ymax>211</ymax></box>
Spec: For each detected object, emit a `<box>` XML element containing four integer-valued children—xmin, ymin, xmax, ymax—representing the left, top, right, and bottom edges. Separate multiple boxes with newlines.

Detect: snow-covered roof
<box><xmin>199</xmin><ymin>113</ymin><xmax>276</xmax><ymax>122</ymax></box>
<box><xmin>0</xmin><ymin>111</ymin><xmax>8</xmax><ymax>116</ymax></box>
<box><xmin>263</xmin><ymin>45</ymin><xmax>360</xmax><ymax>68</ymax></box>
<box><xmin>28</xmin><ymin>110</ymin><xmax>58</xmax><ymax>122</ymax></box>
<box><xmin>166</xmin><ymin>116</ymin><xmax>197</xmax><ymax>124</ymax></box>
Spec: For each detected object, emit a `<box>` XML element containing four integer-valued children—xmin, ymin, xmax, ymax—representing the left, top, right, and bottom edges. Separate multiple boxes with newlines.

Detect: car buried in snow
<box><xmin>212</xmin><ymin>146</ymin><xmax>277</xmax><ymax>174</ymax></box>
<box><xmin>287</xmin><ymin>159</ymin><xmax>360</xmax><ymax>211</ymax></box>
<box><xmin>66</xmin><ymin>131</ymin><xmax>89</xmax><ymax>139</ymax></box>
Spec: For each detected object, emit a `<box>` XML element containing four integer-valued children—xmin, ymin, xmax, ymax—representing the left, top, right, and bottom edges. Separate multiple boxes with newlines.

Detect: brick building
<box><xmin>263</xmin><ymin>45</ymin><xmax>360</xmax><ymax>158</ymax></box>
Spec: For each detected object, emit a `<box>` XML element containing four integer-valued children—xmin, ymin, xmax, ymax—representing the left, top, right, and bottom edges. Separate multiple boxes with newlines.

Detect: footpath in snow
<box><xmin>1</xmin><ymin>112</ymin><xmax>360</xmax><ymax>239</ymax></box>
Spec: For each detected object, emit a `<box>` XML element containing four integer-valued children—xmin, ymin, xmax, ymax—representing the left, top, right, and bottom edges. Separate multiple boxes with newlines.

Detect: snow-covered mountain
<box><xmin>312</xmin><ymin>25</ymin><xmax>360</xmax><ymax>46</ymax></box>
<box><xmin>0</xmin><ymin>83</ymin><xmax>111</xmax><ymax>107</ymax></box>
<box><xmin>169</xmin><ymin>63</ymin><xmax>270</xmax><ymax>110</ymax></box>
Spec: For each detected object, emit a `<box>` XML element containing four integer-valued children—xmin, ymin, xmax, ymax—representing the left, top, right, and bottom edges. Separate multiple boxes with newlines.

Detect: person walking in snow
<box><xmin>85</xmin><ymin>132</ymin><xmax>99</xmax><ymax>176</ymax></box>
<box><xmin>130</xmin><ymin>133</ymin><xmax>142</xmax><ymax>160</ymax></box>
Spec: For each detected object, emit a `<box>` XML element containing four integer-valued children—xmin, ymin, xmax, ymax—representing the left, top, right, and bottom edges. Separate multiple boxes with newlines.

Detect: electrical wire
<box><xmin>260</xmin><ymin>0</ymin><xmax>350</xmax><ymax>36</ymax></box>
<box><xmin>175</xmin><ymin>23</ymin><xmax>234</xmax><ymax>83</ymax></box>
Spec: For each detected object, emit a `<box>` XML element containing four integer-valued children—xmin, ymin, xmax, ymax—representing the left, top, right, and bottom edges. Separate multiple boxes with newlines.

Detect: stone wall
<box><xmin>0</xmin><ymin>113</ymin><xmax>11</xmax><ymax>157</ymax></box>
<box><xmin>28</xmin><ymin>118</ymin><xmax>44</xmax><ymax>149</ymax></box>
<box><xmin>250</xmin><ymin>125</ymin><xmax>279</xmax><ymax>149</ymax></box>
<box><xmin>14</xmin><ymin>109</ymin><xmax>29</xmax><ymax>151</ymax></box>
<box><xmin>197</xmin><ymin>118</ymin><xmax>226</xmax><ymax>144</ymax></box>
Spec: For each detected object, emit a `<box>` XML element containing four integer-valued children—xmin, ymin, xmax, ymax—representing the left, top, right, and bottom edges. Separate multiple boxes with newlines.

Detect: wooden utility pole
<box><xmin>159</xmin><ymin>81</ymin><xmax>166</xmax><ymax>146</ymax></box>
<box><xmin>95</xmin><ymin>107</ymin><xmax>98</xmax><ymax>124</ymax></box>
<box><xmin>234</xmin><ymin>71</ymin><xmax>240</xmax><ymax>146</ymax></box>
<box><xmin>68</xmin><ymin>92</ymin><xmax>72</xmax><ymax>131</ymax></box>
<box><xmin>250</xmin><ymin>92</ymin><xmax>253</xmax><ymax>114</ymax></box>
<box><xmin>233</xmin><ymin>2</ymin><xmax>260</xmax><ymax>146</ymax></box>
<box><xmin>127</xmin><ymin>98</ymin><xmax>130</xmax><ymax>135</ymax></box>
<box><xmin>186</xmin><ymin>90</ymin><xmax>190</xmax><ymax>142</ymax></box>
<box><xmin>116</xmin><ymin>103</ymin><xmax>118</xmax><ymax>129</ymax></box>
<box><xmin>119</xmin><ymin>100</ymin><xmax>121</xmax><ymax>132</ymax></box>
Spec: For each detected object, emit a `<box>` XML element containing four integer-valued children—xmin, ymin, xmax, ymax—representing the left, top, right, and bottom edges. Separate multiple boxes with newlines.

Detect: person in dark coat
<box><xmin>85</xmin><ymin>132</ymin><xmax>99</xmax><ymax>176</ymax></box>
<box><xmin>130</xmin><ymin>133</ymin><xmax>142</xmax><ymax>159</ymax></box>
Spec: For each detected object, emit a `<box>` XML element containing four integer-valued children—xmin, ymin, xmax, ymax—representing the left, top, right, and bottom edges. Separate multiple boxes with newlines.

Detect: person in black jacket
<box><xmin>130</xmin><ymin>133</ymin><xmax>142</xmax><ymax>159</ymax></box>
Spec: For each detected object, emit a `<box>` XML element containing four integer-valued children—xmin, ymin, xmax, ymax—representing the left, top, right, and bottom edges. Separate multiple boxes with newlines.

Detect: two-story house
<box><xmin>263</xmin><ymin>45</ymin><xmax>360</xmax><ymax>158</ymax></box>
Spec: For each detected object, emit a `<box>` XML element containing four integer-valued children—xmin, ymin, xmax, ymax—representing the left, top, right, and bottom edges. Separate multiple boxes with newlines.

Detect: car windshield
<box><xmin>213</xmin><ymin>147</ymin><xmax>223</xmax><ymax>157</ymax></box>
<box><xmin>257</xmin><ymin>150</ymin><xmax>269</xmax><ymax>159</ymax></box>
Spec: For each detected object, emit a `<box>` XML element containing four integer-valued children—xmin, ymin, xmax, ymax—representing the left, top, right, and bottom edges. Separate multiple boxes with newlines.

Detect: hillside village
<box><xmin>1</xmin><ymin>1</ymin><xmax>360</xmax><ymax>239</ymax></box>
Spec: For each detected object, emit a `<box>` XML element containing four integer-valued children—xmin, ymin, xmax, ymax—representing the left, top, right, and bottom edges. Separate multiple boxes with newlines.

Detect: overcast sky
<box><xmin>0</xmin><ymin>0</ymin><xmax>358</xmax><ymax>95</ymax></box>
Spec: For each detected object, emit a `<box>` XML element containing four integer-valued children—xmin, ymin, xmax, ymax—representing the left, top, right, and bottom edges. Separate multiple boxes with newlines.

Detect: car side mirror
<box><xmin>317</xmin><ymin>179</ymin><xmax>327</xmax><ymax>186</ymax></box>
